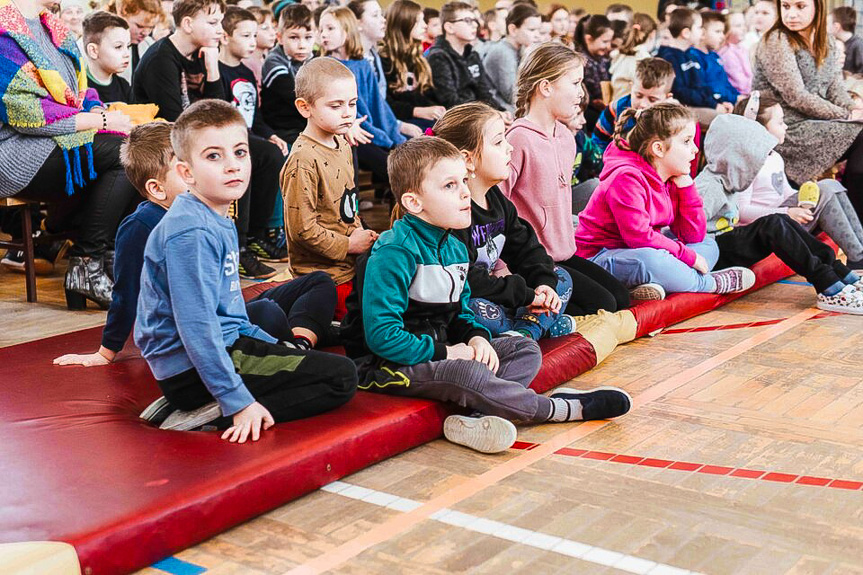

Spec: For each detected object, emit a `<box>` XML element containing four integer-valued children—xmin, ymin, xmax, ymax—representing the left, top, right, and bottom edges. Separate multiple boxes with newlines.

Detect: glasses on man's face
<box><xmin>450</xmin><ymin>17</ymin><xmax>479</xmax><ymax>26</ymax></box>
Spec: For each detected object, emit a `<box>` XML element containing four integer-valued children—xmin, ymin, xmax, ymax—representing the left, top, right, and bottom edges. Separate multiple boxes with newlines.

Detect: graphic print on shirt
<box><xmin>471</xmin><ymin>218</ymin><xmax>506</xmax><ymax>270</ymax></box>
<box><xmin>771</xmin><ymin>171</ymin><xmax>786</xmax><ymax>196</ymax></box>
<box><xmin>231</xmin><ymin>78</ymin><xmax>257</xmax><ymax>128</ymax></box>
<box><xmin>468</xmin><ymin>64</ymin><xmax>481</xmax><ymax>78</ymax></box>
<box><xmin>340</xmin><ymin>185</ymin><xmax>360</xmax><ymax>223</ymax></box>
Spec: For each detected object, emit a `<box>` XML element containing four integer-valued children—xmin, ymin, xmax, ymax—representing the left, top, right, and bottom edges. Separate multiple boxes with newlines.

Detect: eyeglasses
<box><xmin>449</xmin><ymin>17</ymin><xmax>479</xmax><ymax>26</ymax></box>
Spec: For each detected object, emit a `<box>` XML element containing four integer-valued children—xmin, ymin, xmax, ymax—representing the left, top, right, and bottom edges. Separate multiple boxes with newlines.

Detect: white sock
<box><xmin>547</xmin><ymin>397</ymin><xmax>584</xmax><ymax>422</ymax></box>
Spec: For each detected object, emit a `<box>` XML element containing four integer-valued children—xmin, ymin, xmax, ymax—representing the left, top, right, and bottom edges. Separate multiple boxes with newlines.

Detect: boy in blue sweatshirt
<box><xmin>134</xmin><ymin>101</ymin><xmax>356</xmax><ymax>441</ymax></box>
<box><xmin>340</xmin><ymin>137</ymin><xmax>631</xmax><ymax>455</ymax></box>
<box><xmin>53</xmin><ymin>122</ymin><xmax>340</xmax><ymax>369</ymax></box>
<box><xmin>657</xmin><ymin>8</ymin><xmax>735</xmax><ymax>125</ymax></box>
<box><xmin>693</xmin><ymin>12</ymin><xmax>739</xmax><ymax>105</ymax></box>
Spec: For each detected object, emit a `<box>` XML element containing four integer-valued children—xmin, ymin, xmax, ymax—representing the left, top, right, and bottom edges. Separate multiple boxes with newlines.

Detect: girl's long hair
<box><xmin>618</xmin><ymin>13</ymin><xmax>657</xmax><ymax>56</ymax></box>
<box><xmin>514</xmin><ymin>42</ymin><xmax>584</xmax><ymax>118</ymax></box>
<box><xmin>612</xmin><ymin>102</ymin><xmax>694</xmax><ymax>162</ymax></box>
<box><xmin>322</xmin><ymin>6</ymin><xmax>365</xmax><ymax>60</ymax></box>
<box><xmin>765</xmin><ymin>0</ymin><xmax>829</xmax><ymax>66</ymax></box>
<box><xmin>381</xmin><ymin>0</ymin><xmax>434</xmax><ymax>93</ymax></box>
<box><xmin>574</xmin><ymin>14</ymin><xmax>612</xmax><ymax>54</ymax></box>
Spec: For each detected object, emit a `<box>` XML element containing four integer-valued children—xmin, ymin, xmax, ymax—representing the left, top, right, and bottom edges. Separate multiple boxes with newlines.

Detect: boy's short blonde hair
<box><xmin>388</xmin><ymin>136</ymin><xmax>462</xmax><ymax>202</ymax></box>
<box><xmin>295</xmin><ymin>57</ymin><xmax>356</xmax><ymax>104</ymax></box>
<box><xmin>171</xmin><ymin>99</ymin><xmax>247</xmax><ymax>162</ymax></box>
<box><xmin>120</xmin><ymin>122</ymin><xmax>174</xmax><ymax>197</ymax></box>
<box><xmin>635</xmin><ymin>57</ymin><xmax>675</xmax><ymax>91</ymax></box>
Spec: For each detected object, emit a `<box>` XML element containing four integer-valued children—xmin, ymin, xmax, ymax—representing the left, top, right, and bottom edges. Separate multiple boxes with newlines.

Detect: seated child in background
<box><xmin>503</xmin><ymin>43</ymin><xmax>630</xmax><ymax>316</ymax></box>
<box><xmin>436</xmin><ymin>102</ymin><xmax>578</xmax><ymax>340</ymax></box>
<box><xmin>83</xmin><ymin>11</ymin><xmax>133</xmax><ymax>104</ymax></box>
<box><xmin>593</xmin><ymin>57</ymin><xmax>676</xmax><ymax>155</ymax></box>
<box><xmin>340</xmin><ymin>136</ymin><xmax>632</xmax><ymax>455</ymax></box>
<box><xmin>832</xmin><ymin>7</ymin><xmax>863</xmax><ymax>76</ymax></box>
<box><xmin>575</xmin><ymin>103</ymin><xmax>755</xmax><ymax>300</ymax></box>
<box><xmin>696</xmin><ymin>113</ymin><xmax>863</xmax><ymax>314</ymax></box>
<box><xmin>691</xmin><ymin>12</ymin><xmax>739</xmax><ymax>104</ymax></box>
<box><xmin>657</xmin><ymin>9</ymin><xmax>734</xmax><ymax>126</ymax></box>
<box><xmin>282</xmin><ymin>58</ymin><xmax>378</xmax><ymax>321</ymax></box>
<box><xmin>609</xmin><ymin>12</ymin><xmax>657</xmax><ymax>101</ymax></box>
<box><xmin>568</xmin><ymin>104</ymin><xmax>603</xmax><ymax>215</ymax></box>
<box><xmin>53</xmin><ymin>121</ymin><xmax>341</xmax><ymax>368</ymax></box>
<box><xmin>573</xmin><ymin>15</ymin><xmax>614</xmax><ymax>132</ymax></box>
<box><xmin>134</xmin><ymin>100</ymin><xmax>357</xmax><ymax>439</ymax></box>
<box><xmin>422</xmin><ymin>7</ymin><xmax>440</xmax><ymax>52</ymax></box>
<box><xmin>243</xmin><ymin>6</ymin><xmax>277</xmax><ymax>86</ymax></box>
<box><xmin>261</xmin><ymin>3</ymin><xmax>315</xmax><ymax>146</ymax></box>
<box><xmin>717</xmin><ymin>11</ymin><xmax>751</xmax><ymax>96</ymax></box>
<box><xmin>732</xmin><ymin>93</ymin><xmax>863</xmax><ymax>268</ymax></box>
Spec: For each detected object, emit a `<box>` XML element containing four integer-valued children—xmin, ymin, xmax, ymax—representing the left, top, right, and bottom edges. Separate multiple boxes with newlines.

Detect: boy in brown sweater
<box><xmin>281</xmin><ymin>57</ymin><xmax>378</xmax><ymax>319</ymax></box>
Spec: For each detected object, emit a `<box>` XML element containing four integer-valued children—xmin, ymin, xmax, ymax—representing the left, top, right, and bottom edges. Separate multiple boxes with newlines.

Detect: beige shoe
<box><xmin>443</xmin><ymin>415</ymin><xmax>516</xmax><ymax>454</ymax></box>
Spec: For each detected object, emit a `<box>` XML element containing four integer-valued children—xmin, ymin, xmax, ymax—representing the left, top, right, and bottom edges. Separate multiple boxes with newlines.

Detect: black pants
<box><xmin>12</xmin><ymin>134</ymin><xmax>137</xmax><ymax>257</ymax></box>
<box><xmin>557</xmin><ymin>254</ymin><xmax>631</xmax><ymax>315</ymax></box>
<box><xmin>245</xmin><ymin>271</ymin><xmax>337</xmax><ymax>341</ymax></box>
<box><xmin>236</xmin><ymin>133</ymin><xmax>283</xmax><ymax>245</ymax></box>
<box><xmin>841</xmin><ymin>130</ymin><xmax>863</xmax><ymax>221</ymax></box>
<box><xmin>354</xmin><ymin>143</ymin><xmax>390</xmax><ymax>192</ymax></box>
<box><xmin>715</xmin><ymin>214</ymin><xmax>848</xmax><ymax>294</ymax></box>
<box><xmin>159</xmin><ymin>336</ymin><xmax>357</xmax><ymax>423</ymax></box>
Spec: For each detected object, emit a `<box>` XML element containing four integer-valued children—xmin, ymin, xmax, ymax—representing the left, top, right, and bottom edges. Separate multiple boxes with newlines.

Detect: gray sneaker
<box><xmin>159</xmin><ymin>402</ymin><xmax>222</xmax><ymax>431</ymax></box>
<box><xmin>443</xmin><ymin>415</ymin><xmax>517</xmax><ymax>454</ymax></box>
<box><xmin>629</xmin><ymin>283</ymin><xmax>666</xmax><ymax>300</ymax></box>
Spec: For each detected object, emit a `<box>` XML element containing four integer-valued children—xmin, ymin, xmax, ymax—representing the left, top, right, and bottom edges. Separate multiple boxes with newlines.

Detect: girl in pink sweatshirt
<box><xmin>717</xmin><ymin>11</ymin><xmax>752</xmax><ymax>95</ymax></box>
<box><xmin>501</xmin><ymin>42</ymin><xmax>630</xmax><ymax>315</ymax></box>
<box><xmin>575</xmin><ymin>103</ymin><xmax>755</xmax><ymax>299</ymax></box>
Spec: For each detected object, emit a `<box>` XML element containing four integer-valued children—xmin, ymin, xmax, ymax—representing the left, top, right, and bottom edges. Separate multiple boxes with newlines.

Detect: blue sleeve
<box><xmin>364</xmin><ymin>66</ymin><xmax>406</xmax><ymax>146</ymax></box>
<box><xmin>354</xmin><ymin>63</ymin><xmax>400</xmax><ymax>148</ymax></box>
<box><xmin>713</xmin><ymin>54</ymin><xmax>740</xmax><ymax>104</ymax></box>
<box><xmin>100</xmin><ymin>218</ymin><xmax>149</xmax><ymax>352</ymax></box>
<box><xmin>592</xmin><ymin>104</ymin><xmax>617</xmax><ymax>153</ymax></box>
<box><xmin>669</xmin><ymin>51</ymin><xmax>717</xmax><ymax>108</ymax></box>
<box><xmin>362</xmin><ymin>245</ymin><xmax>446</xmax><ymax>364</ymax></box>
<box><xmin>165</xmin><ymin>229</ymin><xmax>255</xmax><ymax>416</ymax></box>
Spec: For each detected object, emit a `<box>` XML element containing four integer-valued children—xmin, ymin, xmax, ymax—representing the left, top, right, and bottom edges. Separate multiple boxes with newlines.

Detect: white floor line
<box><xmin>321</xmin><ymin>481</ymin><xmax>703</xmax><ymax>575</ymax></box>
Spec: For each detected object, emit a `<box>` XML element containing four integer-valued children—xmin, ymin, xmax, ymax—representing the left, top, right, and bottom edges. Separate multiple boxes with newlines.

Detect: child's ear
<box><xmin>295</xmin><ymin>97</ymin><xmax>312</xmax><ymax>119</ymax></box>
<box><xmin>442</xmin><ymin>21</ymin><xmax>455</xmax><ymax>36</ymax></box>
<box><xmin>145</xmin><ymin>178</ymin><xmax>168</xmax><ymax>202</ymax></box>
<box><xmin>537</xmin><ymin>78</ymin><xmax>552</xmax><ymax>98</ymax></box>
<box><xmin>400</xmin><ymin>191</ymin><xmax>423</xmax><ymax>215</ymax></box>
<box><xmin>220</xmin><ymin>31</ymin><xmax>229</xmax><ymax>46</ymax></box>
<box><xmin>176</xmin><ymin>161</ymin><xmax>196</xmax><ymax>187</ymax></box>
<box><xmin>650</xmin><ymin>139</ymin><xmax>666</xmax><ymax>159</ymax></box>
<box><xmin>681</xmin><ymin>27</ymin><xmax>691</xmax><ymax>41</ymax></box>
<box><xmin>85</xmin><ymin>42</ymin><xmax>99</xmax><ymax>60</ymax></box>
<box><xmin>461</xmin><ymin>149</ymin><xmax>476</xmax><ymax>173</ymax></box>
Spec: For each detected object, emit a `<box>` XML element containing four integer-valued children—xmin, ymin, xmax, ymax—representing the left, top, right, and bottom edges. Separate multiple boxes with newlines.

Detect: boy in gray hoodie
<box><xmin>695</xmin><ymin>114</ymin><xmax>863</xmax><ymax>314</ymax></box>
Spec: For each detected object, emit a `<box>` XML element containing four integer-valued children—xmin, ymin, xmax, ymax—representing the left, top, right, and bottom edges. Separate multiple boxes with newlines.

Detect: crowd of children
<box><xmin>1</xmin><ymin>0</ymin><xmax>860</xmax><ymax>452</ymax></box>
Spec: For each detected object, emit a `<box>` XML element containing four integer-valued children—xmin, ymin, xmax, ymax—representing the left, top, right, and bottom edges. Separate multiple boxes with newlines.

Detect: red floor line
<box><xmin>512</xmin><ymin>443</ymin><xmax>862</xmax><ymax>490</ymax></box>
<box><xmin>661</xmin><ymin>311</ymin><xmax>839</xmax><ymax>335</ymax></box>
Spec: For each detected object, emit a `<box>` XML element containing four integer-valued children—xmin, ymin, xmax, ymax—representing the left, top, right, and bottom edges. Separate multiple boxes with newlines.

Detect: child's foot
<box><xmin>159</xmin><ymin>402</ymin><xmax>222</xmax><ymax>431</ymax></box>
<box><xmin>548</xmin><ymin>386</ymin><xmax>632</xmax><ymax>421</ymax></box>
<box><xmin>443</xmin><ymin>414</ymin><xmax>517</xmax><ymax>453</ymax></box>
<box><xmin>711</xmin><ymin>267</ymin><xmax>756</xmax><ymax>294</ymax></box>
<box><xmin>239</xmin><ymin>248</ymin><xmax>277</xmax><ymax>279</ymax></box>
<box><xmin>817</xmin><ymin>285</ymin><xmax>863</xmax><ymax>315</ymax></box>
<box><xmin>247</xmin><ymin>235</ymin><xmax>289</xmax><ymax>262</ymax></box>
<box><xmin>548</xmin><ymin>314</ymin><xmax>577</xmax><ymax>337</ymax></box>
<box><xmin>629</xmin><ymin>283</ymin><xmax>666</xmax><ymax>300</ymax></box>
<box><xmin>139</xmin><ymin>396</ymin><xmax>174</xmax><ymax>426</ymax></box>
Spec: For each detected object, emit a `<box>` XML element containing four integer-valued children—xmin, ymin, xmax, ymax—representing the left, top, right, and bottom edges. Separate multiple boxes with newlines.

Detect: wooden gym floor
<box><xmin>2</xmin><ymin>201</ymin><xmax>862</xmax><ymax>574</ymax></box>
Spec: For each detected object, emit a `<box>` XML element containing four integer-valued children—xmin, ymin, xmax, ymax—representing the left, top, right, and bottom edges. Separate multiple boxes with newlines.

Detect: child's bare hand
<box><xmin>104</xmin><ymin>110</ymin><xmax>132</xmax><ymax>134</ymax></box>
<box><xmin>53</xmin><ymin>347</ymin><xmax>115</xmax><ymax>367</ymax></box>
<box><xmin>531</xmin><ymin>285</ymin><xmax>561</xmax><ymax>315</ymax></box>
<box><xmin>446</xmin><ymin>343</ymin><xmax>475</xmax><ymax>360</ymax></box>
<box><xmin>347</xmin><ymin>228</ymin><xmax>377</xmax><ymax>253</ymax></box>
<box><xmin>671</xmin><ymin>174</ymin><xmax>693</xmax><ymax>188</ymax></box>
<box><xmin>468</xmin><ymin>336</ymin><xmax>499</xmax><ymax>373</ymax></box>
<box><xmin>692</xmin><ymin>253</ymin><xmax>710</xmax><ymax>274</ymax></box>
<box><xmin>414</xmin><ymin>106</ymin><xmax>445</xmax><ymax>121</ymax></box>
<box><xmin>221</xmin><ymin>402</ymin><xmax>274</xmax><ymax>443</ymax></box>
<box><xmin>269</xmin><ymin>134</ymin><xmax>289</xmax><ymax>155</ymax></box>
<box><xmin>399</xmin><ymin>122</ymin><xmax>423</xmax><ymax>138</ymax></box>
<box><xmin>345</xmin><ymin>116</ymin><xmax>373</xmax><ymax>146</ymax></box>
<box><xmin>788</xmin><ymin>207</ymin><xmax>815</xmax><ymax>224</ymax></box>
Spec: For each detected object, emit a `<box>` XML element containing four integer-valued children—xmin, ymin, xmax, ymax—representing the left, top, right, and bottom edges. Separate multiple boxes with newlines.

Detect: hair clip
<box><xmin>632</xmin><ymin>23</ymin><xmax>641</xmax><ymax>30</ymax></box>
<box><xmin>424</xmin><ymin>127</ymin><xmax>435</xmax><ymax>136</ymax></box>
<box><xmin>743</xmin><ymin>90</ymin><xmax>760</xmax><ymax>120</ymax></box>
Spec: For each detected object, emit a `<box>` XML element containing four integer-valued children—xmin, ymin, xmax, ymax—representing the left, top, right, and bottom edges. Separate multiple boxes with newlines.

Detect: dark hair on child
<box><xmin>120</xmin><ymin>122</ymin><xmax>174</xmax><ymax>197</ymax></box>
<box><xmin>82</xmin><ymin>10</ymin><xmax>129</xmax><ymax>47</ymax></box>
<box><xmin>611</xmin><ymin>19</ymin><xmax>629</xmax><ymax>42</ymax></box>
<box><xmin>248</xmin><ymin>5</ymin><xmax>274</xmax><ymax>24</ymax></box>
<box><xmin>515</xmin><ymin>42</ymin><xmax>584</xmax><ymax>118</ymax></box>
<box><xmin>700</xmin><ymin>10</ymin><xmax>727</xmax><ymax>33</ymax></box>
<box><xmin>388</xmin><ymin>136</ymin><xmax>463</xmax><ymax>223</ymax></box>
<box><xmin>313</xmin><ymin>4</ymin><xmax>327</xmax><ymax>27</ymax></box>
<box><xmin>173</xmin><ymin>0</ymin><xmax>226</xmax><ymax>26</ymax></box>
<box><xmin>618</xmin><ymin>12</ymin><xmax>657</xmax><ymax>56</ymax></box>
<box><xmin>732</xmin><ymin>93</ymin><xmax>782</xmax><ymax>126</ymax></box>
<box><xmin>635</xmin><ymin>57</ymin><xmax>674</xmax><ymax>90</ymax></box>
<box><xmin>833</xmin><ymin>6</ymin><xmax>856</xmax><ymax>33</ymax></box>
<box><xmin>222</xmin><ymin>6</ymin><xmax>256</xmax><ymax>36</ymax></box>
<box><xmin>279</xmin><ymin>2</ymin><xmax>312</xmax><ymax>31</ymax></box>
<box><xmin>574</xmin><ymin>14</ymin><xmax>612</xmax><ymax>53</ymax></box>
<box><xmin>612</xmin><ymin>102</ymin><xmax>694</xmax><ymax>162</ymax></box>
<box><xmin>667</xmin><ymin>7</ymin><xmax>697</xmax><ymax>38</ymax></box>
<box><xmin>346</xmin><ymin>0</ymin><xmax>372</xmax><ymax>21</ymax></box>
<box><xmin>423</xmin><ymin>6</ymin><xmax>439</xmax><ymax>21</ymax></box>
<box><xmin>440</xmin><ymin>1</ymin><xmax>473</xmax><ymax>25</ymax></box>
<box><xmin>171</xmin><ymin>99</ymin><xmax>247</xmax><ymax>162</ymax></box>
<box><xmin>432</xmin><ymin>101</ymin><xmax>501</xmax><ymax>155</ymax></box>
<box><xmin>506</xmin><ymin>3</ymin><xmax>539</xmax><ymax>29</ymax></box>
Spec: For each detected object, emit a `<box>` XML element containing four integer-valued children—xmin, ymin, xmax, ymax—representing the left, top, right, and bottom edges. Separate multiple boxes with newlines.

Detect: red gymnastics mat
<box><xmin>0</xmin><ymin>248</ymin><xmax>812</xmax><ymax>575</ymax></box>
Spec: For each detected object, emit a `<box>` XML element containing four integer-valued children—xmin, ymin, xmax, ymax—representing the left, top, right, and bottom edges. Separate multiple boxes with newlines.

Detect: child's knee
<box><xmin>329</xmin><ymin>354</ymin><xmax>359</xmax><ymax>398</ymax></box>
<box><xmin>553</xmin><ymin>266</ymin><xmax>574</xmax><ymax>294</ymax></box>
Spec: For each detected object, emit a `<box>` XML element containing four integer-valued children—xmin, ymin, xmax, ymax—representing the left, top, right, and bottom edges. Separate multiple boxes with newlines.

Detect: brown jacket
<box><xmin>281</xmin><ymin>134</ymin><xmax>360</xmax><ymax>285</ymax></box>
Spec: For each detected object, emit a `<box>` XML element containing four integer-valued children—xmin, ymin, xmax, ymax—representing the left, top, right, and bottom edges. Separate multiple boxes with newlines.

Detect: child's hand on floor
<box><xmin>469</xmin><ymin>336</ymin><xmax>499</xmax><ymax>374</ymax></box>
<box><xmin>529</xmin><ymin>285</ymin><xmax>561</xmax><ymax>315</ymax></box>
<box><xmin>347</xmin><ymin>228</ymin><xmax>378</xmax><ymax>254</ymax></box>
<box><xmin>447</xmin><ymin>343</ymin><xmax>475</xmax><ymax>361</ymax></box>
<box><xmin>53</xmin><ymin>346</ymin><xmax>115</xmax><ymax>367</ymax></box>
<box><xmin>788</xmin><ymin>207</ymin><xmax>815</xmax><ymax>225</ymax></box>
<box><xmin>693</xmin><ymin>254</ymin><xmax>710</xmax><ymax>274</ymax></box>
<box><xmin>222</xmin><ymin>401</ymin><xmax>274</xmax><ymax>444</ymax></box>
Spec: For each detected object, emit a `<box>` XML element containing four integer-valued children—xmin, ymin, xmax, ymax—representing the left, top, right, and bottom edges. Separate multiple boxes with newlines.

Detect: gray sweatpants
<box><xmin>783</xmin><ymin>179</ymin><xmax>863</xmax><ymax>261</ymax></box>
<box><xmin>391</xmin><ymin>337</ymin><xmax>551</xmax><ymax>423</ymax></box>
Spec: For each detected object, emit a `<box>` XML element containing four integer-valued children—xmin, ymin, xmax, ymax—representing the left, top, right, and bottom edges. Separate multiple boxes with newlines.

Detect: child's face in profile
<box><xmin>547</xmin><ymin>64</ymin><xmax>585</xmax><ymax>122</ymax></box>
<box><xmin>538</xmin><ymin>21</ymin><xmax>553</xmax><ymax>43</ymax></box>
<box><xmin>426</xmin><ymin>16</ymin><xmax>442</xmax><ymax>40</ymax></box>
<box><xmin>256</xmin><ymin>16</ymin><xmax>277</xmax><ymax>50</ymax></box>
<box><xmin>702</xmin><ymin>21</ymin><xmax>725</xmax><ymax>51</ymax></box>
<box><xmin>631</xmin><ymin>81</ymin><xmax>674</xmax><ymax>110</ymax></box>
<box><xmin>319</xmin><ymin>13</ymin><xmax>347</xmax><ymax>54</ymax></box>
<box><xmin>92</xmin><ymin>26</ymin><xmax>132</xmax><ymax>75</ymax></box>
<box><xmin>281</xmin><ymin>25</ymin><xmax>315</xmax><ymax>60</ymax></box>
<box><xmin>474</xmin><ymin>116</ymin><xmax>512</xmax><ymax>184</ymax></box>
<box><xmin>180</xmin><ymin>124</ymin><xmax>251</xmax><ymax>211</ymax></box>
<box><xmin>225</xmin><ymin>20</ymin><xmax>258</xmax><ymax>59</ymax></box>
<box><xmin>764</xmin><ymin>104</ymin><xmax>788</xmax><ymax>145</ymax></box>
<box><xmin>415</xmin><ymin>157</ymin><xmax>472</xmax><ymax>230</ymax></box>
<box><xmin>302</xmin><ymin>77</ymin><xmax>359</xmax><ymax>136</ymax></box>
<box><xmin>654</xmin><ymin>121</ymin><xmax>697</xmax><ymax>178</ymax></box>
<box><xmin>727</xmin><ymin>13</ymin><xmax>746</xmax><ymax>43</ymax></box>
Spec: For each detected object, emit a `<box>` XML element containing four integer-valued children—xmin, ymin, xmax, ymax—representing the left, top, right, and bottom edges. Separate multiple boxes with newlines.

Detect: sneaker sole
<box><xmin>443</xmin><ymin>415</ymin><xmax>517</xmax><ymax>454</ymax></box>
<box><xmin>1</xmin><ymin>257</ymin><xmax>54</xmax><ymax>275</ymax></box>
<box><xmin>816</xmin><ymin>300</ymin><xmax>863</xmax><ymax>315</ymax></box>
<box><xmin>629</xmin><ymin>284</ymin><xmax>665</xmax><ymax>300</ymax></box>
<box><xmin>159</xmin><ymin>402</ymin><xmax>222</xmax><ymax>431</ymax></box>
<box><xmin>239</xmin><ymin>269</ymin><xmax>279</xmax><ymax>280</ymax></box>
<box><xmin>139</xmin><ymin>396</ymin><xmax>170</xmax><ymax>421</ymax></box>
<box><xmin>550</xmin><ymin>386</ymin><xmax>634</xmax><ymax>418</ymax></box>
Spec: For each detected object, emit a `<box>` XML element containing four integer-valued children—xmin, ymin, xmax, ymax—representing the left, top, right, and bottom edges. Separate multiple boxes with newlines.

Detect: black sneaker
<box><xmin>550</xmin><ymin>386</ymin><xmax>632</xmax><ymax>420</ymax></box>
<box><xmin>1</xmin><ymin>234</ymin><xmax>71</xmax><ymax>275</ymax></box>
<box><xmin>247</xmin><ymin>235</ymin><xmax>289</xmax><ymax>262</ymax></box>
<box><xmin>238</xmin><ymin>248</ymin><xmax>277</xmax><ymax>279</ymax></box>
<box><xmin>267</xmin><ymin>227</ymin><xmax>286</xmax><ymax>250</ymax></box>
<box><xmin>139</xmin><ymin>396</ymin><xmax>175</xmax><ymax>427</ymax></box>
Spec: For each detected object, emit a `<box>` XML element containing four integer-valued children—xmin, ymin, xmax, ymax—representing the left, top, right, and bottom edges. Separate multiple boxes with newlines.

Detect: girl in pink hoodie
<box><xmin>501</xmin><ymin>42</ymin><xmax>630</xmax><ymax>315</ymax></box>
<box><xmin>574</xmin><ymin>103</ymin><xmax>755</xmax><ymax>299</ymax></box>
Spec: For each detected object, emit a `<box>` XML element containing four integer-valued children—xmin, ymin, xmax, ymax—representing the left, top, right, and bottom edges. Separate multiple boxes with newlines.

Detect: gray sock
<box><xmin>548</xmin><ymin>397</ymin><xmax>584</xmax><ymax>422</ymax></box>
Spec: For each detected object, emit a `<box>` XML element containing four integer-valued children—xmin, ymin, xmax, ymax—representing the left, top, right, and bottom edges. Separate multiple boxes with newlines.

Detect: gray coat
<box><xmin>752</xmin><ymin>31</ymin><xmax>862</xmax><ymax>185</ymax></box>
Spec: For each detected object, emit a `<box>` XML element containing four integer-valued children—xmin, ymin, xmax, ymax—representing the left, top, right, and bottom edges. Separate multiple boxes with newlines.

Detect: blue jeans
<box><xmin>589</xmin><ymin>234</ymin><xmax>720</xmax><ymax>294</ymax></box>
<box><xmin>469</xmin><ymin>267</ymin><xmax>573</xmax><ymax>340</ymax></box>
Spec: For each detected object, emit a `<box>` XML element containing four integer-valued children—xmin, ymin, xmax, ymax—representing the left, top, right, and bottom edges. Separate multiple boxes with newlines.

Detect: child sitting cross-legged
<box><xmin>133</xmin><ymin>101</ymin><xmax>357</xmax><ymax>438</ymax></box>
<box><xmin>434</xmin><ymin>102</ymin><xmax>578</xmax><ymax>340</ymax></box>
<box><xmin>575</xmin><ymin>103</ymin><xmax>756</xmax><ymax>300</ymax></box>
<box><xmin>282</xmin><ymin>57</ymin><xmax>379</xmax><ymax>321</ymax></box>
<box><xmin>53</xmin><ymin>120</ymin><xmax>343</xmax><ymax>368</ymax></box>
<box><xmin>83</xmin><ymin>11</ymin><xmax>132</xmax><ymax>104</ymax></box>
<box><xmin>340</xmin><ymin>136</ymin><xmax>632</xmax><ymax>455</ymax></box>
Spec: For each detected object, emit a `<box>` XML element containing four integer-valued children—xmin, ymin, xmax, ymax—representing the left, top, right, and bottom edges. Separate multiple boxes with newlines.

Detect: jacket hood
<box><xmin>700</xmin><ymin>114</ymin><xmax>777</xmax><ymax>192</ymax></box>
<box><xmin>600</xmin><ymin>141</ymin><xmax>664</xmax><ymax>189</ymax></box>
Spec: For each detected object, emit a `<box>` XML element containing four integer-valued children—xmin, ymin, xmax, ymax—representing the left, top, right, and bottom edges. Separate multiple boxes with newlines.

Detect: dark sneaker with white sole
<box><xmin>139</xmin><ymin>396</ymin><xmax>175</xmax><ymax>427</ymax></box>
<box><xmin>247</xmin><ymin>235</ymin><xmax>289</xmax><ymax>262</ymax></box>
<box><xmin>159</xmin><ymin>402</ymin><xmax>222</xmax><ymax>431</ymax></box>
<box><xmin>238</xmin><ymin>248</ymin><xmax>277</xmax><ymax>279</ymax></box>
<box><xmin>443</xmin><ymin>414</ymin><xmax>517</xmax><ymax>453</ymax></box>
<box><xmin>549</xmin><ymin>386</ymin><xmax>632</xmax><ymax>420</ymax></box>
